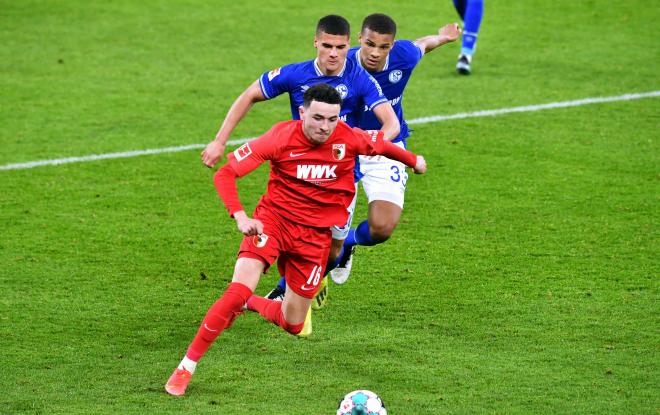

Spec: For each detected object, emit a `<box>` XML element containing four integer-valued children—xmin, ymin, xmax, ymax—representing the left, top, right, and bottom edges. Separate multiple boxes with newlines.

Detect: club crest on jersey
<box><xmin>234</xmin><ymin>143</ymin><xmax>252</xmax><ymax>161</ymax></box>
<box><xmin>335</xmin><ymin>84</ymin><xmax>348</xmax><ymax>99</ymax></box>
<box><xmin>253</xmin><ymin>233</ymin><xmax>269</xmax><ymax>248</ymax></box>
<box><xmin>389</xmin><ymin>69</ymin><xmax>403</xmax><ymax>83</ymax></box>
<box><xmin>267</xmin><ymin>67</ymin><xmax>281</xmax><ymax>81</ymax></box>
<box><xmin>332</xmin><ymin>144</ymin><xmax>346</xmax><ymax>160</ymax></box>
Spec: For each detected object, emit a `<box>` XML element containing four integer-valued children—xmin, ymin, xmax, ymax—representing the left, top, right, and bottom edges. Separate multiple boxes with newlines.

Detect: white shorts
<box><xmin>331</xmin><ymin>142</ymin><xmax>408</xmax><ymax>240</ymax></box>
<box><xmin>357</xmin><ymin>141</ymin><xmax>408</xmax><ymax>208</ymax></box>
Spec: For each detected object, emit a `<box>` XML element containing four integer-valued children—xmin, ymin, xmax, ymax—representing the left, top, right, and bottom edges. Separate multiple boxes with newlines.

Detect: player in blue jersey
<box><xmin>329</xmin><ymin>14</ymin><xmax>461</xmax><ymax>284</ymax></box>
<box><xmin>201</xmin><ymin>14</ymin><xmax>399</xmax><ymax>167</ymax></box>
<box><xmin>201</xmin><ymin>14</ymin><xmax>400</xmax><ymax>336</ymax></box>
<box><xmin>453</xmin><ymin>0</ymin><xmax>484</xmax><ymax>75</ymax></box>
<box><xmin>265</xmin><ymin>14</ymin><xmax>461</xmax><ymax>321</ymax></box>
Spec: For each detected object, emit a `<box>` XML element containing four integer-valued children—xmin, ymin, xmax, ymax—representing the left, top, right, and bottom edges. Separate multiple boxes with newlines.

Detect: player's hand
<box><xmin>234</xmin><ymin>211</ymin><xmax>264</xmax><ymax>236</ymax></box>
<box><xmin>439</xmin><ymin>23</ymin><xmax>461</xmax><ymax>43</ymax></box>
<box><xmin>413</xmin><ymin>155</ymin><xmax>427</xmax><ymax>174</ymax></box>
<box><xmin>201</xmin><ymin>140</ymin><xmax>226</xmax><ymax>168</ymax></box>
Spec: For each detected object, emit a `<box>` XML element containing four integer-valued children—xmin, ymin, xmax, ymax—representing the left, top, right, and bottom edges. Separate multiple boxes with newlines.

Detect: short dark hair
<box><xmin>303</xmin><ymin>83</ymin><xmax>342</xmax><ymax>108</ymax></box>
<box><xmin>361</xmin><ymin>13</ymin><xmax>397</xmax><ymax>36</ymax></box>
<box><xmin>316</xmin><ymin>14</ymin><xmax>350</xmax><ymax>37</ymax></box>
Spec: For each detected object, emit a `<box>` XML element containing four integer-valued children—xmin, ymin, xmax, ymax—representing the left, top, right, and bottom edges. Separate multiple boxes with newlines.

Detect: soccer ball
<box><xmin>336</xmin><ymin>390</ymin><xmax>387</xmax><ymax>415</ymax></box>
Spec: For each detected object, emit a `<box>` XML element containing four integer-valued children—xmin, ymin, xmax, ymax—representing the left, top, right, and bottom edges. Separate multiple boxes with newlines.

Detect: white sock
<box><xmin>178</xmin><ymin>356</ymin><xmax>197</xmax><ymax>374</ymax></box>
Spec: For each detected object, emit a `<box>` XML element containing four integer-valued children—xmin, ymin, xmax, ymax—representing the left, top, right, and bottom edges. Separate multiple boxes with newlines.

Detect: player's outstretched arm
<box><xmin>378</xmin><ymin>140</ymin><xmax>426</xmax><ymax>175</ymax></box>
<box><xmin>372</xmin><ymin>103</ymin><xmax>401</xmax><ymax>141</ymax></box>
<box><xmin>414</xmin><ymin>23</ymin><xmax>462</xmax><ymax>54</ymax></box>
<box><xmin>202</xmin><ymin>80</ymin><xmax>267</xmax><ymax>168</ymax></box>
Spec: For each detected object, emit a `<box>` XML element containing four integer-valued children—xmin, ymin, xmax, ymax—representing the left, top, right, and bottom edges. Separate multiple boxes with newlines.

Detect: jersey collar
<box><xmin>356</xmin><ymin>47</ymin><xmax>390</xmax><ymax>72</ymax></box>
<box><xmin>313</xmin><ymin>58</ymin><xmax>346</xmax><ymax>77</ymax></box>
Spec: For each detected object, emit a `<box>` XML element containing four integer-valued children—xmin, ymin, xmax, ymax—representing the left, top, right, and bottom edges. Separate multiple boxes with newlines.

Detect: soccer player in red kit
<box><xmin>165</xmin><ymin>83</ymin><xmax>426</xmax><ymax>396</ymax></box>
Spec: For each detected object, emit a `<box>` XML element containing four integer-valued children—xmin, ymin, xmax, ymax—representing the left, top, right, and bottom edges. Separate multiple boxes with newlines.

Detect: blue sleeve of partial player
<box><xmin>259</xmin><ymin>63</ymin><xmax>295</xmax><ymax>100</ymax></box>
<box><xmin>399</xmin><ymin>39</ymin><xmax>424</xmax><ymax>66</ymax></box>
<box><xmin>358</xmin><ymin>72</ymin><xmax>388</xmax><ymax>111</ymax></box>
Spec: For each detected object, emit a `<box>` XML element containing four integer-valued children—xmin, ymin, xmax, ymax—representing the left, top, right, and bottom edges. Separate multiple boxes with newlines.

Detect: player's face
<box><xmin>358</xmin><ymin>28</ymin><xmax>395</xmax><ymax>72</ymax></box>
<box><xmin>314</xmin><ymin>31</ymin><xmax>350</xmax><ymax>76</ymax></box>
<box><xmin>299</xmin><ymin>100</ymin><xmax>341</xmax><ymax>145</ymax></box>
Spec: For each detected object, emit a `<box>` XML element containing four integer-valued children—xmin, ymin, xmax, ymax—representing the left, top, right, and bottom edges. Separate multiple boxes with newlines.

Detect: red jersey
<box><xmin>214</xmin><ymin>120</ymin><xmax>417</xmax><ymax>228</ymax></box>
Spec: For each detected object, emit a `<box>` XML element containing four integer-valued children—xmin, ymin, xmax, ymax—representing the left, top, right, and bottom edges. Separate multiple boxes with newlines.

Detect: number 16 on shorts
<box><xmin>301</xmin><ymin>264</ymin><xmax>323</xmax><ymax>291</ymax></box>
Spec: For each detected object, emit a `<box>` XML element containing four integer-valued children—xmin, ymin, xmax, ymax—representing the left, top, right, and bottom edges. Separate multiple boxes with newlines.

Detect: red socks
<box><xmin>246</xmin><ymin>296</ymin><xmax>304</xmax><ymax>335</ymax></box>
<box><xmin>185</xmin><ymin>283</ymin><xmax>305</xmax><ymax>362</ymax></box>
<box><xmin>186</xmin><ymin>282</ymin><xmax>252</xmax><ymax>361</ymax></box>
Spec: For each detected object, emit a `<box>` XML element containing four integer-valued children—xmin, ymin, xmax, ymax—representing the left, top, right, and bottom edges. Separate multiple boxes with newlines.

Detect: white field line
<box><xmin>2</xmin><ymin>90</ymin><xmax>659</xmax><ymax>171</ymax></box>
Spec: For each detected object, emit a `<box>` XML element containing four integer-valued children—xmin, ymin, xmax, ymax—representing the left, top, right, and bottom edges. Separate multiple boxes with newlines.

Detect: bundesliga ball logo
<box><xmin>337</xmin><ymin>390</ymin><xmax>387</xmax><ymax>415</ymax></box>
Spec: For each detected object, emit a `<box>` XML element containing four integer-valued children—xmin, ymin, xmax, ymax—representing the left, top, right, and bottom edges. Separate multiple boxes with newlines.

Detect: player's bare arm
<box><xmin>233</xmin><ymin>210</ymin><xmax>264</xmax><ymax>236</ymax></box>
<box><xmin>202</xmin><ymin>80</ymin><xmax>267</xmax><ymax>168</ymax></box>
<box><xmin>372</xmin><ymin>103</ymin><xmax>400</xmax><ymax>141</ymax></box>
<box><xmin>414</xmin><ymin>23</ymin><xmax>462</xmax><ymax>54</ymax></box>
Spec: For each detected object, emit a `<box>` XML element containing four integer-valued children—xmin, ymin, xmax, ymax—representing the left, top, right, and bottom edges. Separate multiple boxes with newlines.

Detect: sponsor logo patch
<box><xmin>234</xmin><ymin>143</ymin><xmax>252</xmax><ymax>161</ymax></box>
<box><xmin>267</xmin><ymin>67</ymin><xmax>281</xmax><ymax>81</ymax></box>
<box><xmin>365</xmin><ymin>130</ymin><xmax>380</xmax><ymax>142</ymax></box>
<box><xmin>296</xmin><ymin>164</ymin><xmax>338</xmax><ymax>181</ymax></box>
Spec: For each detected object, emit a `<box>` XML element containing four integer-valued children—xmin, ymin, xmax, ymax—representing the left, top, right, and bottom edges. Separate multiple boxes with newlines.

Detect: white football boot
<box><xmin>330</xmin><ymin>246</ymin><xmax>355</xmax><ymax>285</ymax></box>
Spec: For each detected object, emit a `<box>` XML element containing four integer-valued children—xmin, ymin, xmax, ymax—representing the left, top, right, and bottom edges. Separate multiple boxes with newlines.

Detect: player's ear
<box><xmin>298</xmin><ymin>105</ymin><xmax>305</xmax><ymax>118</ymax></box>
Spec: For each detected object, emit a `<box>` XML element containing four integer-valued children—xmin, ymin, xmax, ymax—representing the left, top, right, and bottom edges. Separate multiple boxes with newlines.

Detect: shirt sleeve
<box><xmin>402</xmin><ymin>39</ymin><xmax>424</xmax><ymax>65</ymax></box>
<box><xmin>352</xmin><ymin>127</ymin><xmax>417</xmax><ymax>167</ymax></box>
<box><xmin>226</xmin><ymin>124</ymin><xmax>283</xmax><ymax>176</ymax></box>
<box><xmin>214</xmin><ymin>124</ymin><xmax>285</xmax><ymax>215</ymax></box>
<box><xmin>213</xmin><ymin>164</ymin><xmax>243</xmax><ymax>216</ymax></box>
<box><xmin>357</xmin><ymin>70</ymin><xmax>389</xmax><ymax>111</ymax></box>
<box><xmin>258</xmin><ymin>63</ymin><xmax>295</xmax><ymax>100</ymax></box>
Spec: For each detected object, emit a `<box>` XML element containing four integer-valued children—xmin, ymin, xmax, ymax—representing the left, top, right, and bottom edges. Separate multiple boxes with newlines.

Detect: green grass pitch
<box><xmin>1</xmin><ymin>1</ymin><xmax>658</xmax><ymax>413</ymax></box>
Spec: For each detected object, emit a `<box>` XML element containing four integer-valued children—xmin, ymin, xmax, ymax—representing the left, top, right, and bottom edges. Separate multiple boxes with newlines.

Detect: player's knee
<box><xmin>369</xmin><ymin>221</ymin><xmax>397</xmax><ymax>242</ymax></box>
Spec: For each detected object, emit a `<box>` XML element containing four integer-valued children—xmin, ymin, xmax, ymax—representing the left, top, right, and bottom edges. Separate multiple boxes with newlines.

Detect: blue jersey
<box><xmin>259</xmin><ymin>58</ymin><xmax>388</xmax><ymax>127</ymax></box>
<box><xmin>348</xmin><ymin>40</ymin><xmax>424</xmax><ymax>147</ymax></box>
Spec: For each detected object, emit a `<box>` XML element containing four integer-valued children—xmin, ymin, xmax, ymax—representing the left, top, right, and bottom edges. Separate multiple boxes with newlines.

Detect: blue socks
<box><xmin>344</xmin><ymin>220</ymin><xmax>377</xmax><ymax>249</ymax></box>
<box><xmin>453</xmin><ymin>0</ymin><xmax>484</xmax><ymax>56</ymax></box>
<box><xmin>276</xmin><ymin>276</ymin><xmax>286</xmax><ymax>292</ymax></box>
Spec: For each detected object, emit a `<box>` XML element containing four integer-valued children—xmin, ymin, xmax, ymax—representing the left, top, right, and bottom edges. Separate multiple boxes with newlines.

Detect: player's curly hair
<box><xmin>361</xmin><ymin>13</ymin><xmax>397</xmax><ymax>36</ymax></box>
<box><xmin>316</xmin><ymin>15</ymin><xmax>350</xmax><ymax>37</ymax></box>
<box><xmin>303</xmin><ymin>83</ymin><xmax>342</xmax><ymax>108</ymax></box>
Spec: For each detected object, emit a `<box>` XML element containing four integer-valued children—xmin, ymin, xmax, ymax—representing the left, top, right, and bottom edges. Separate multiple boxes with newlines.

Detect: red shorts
<box><xmin>238</xmin><ymin>203</ymin><xmax>332</xmax><ymax>299</ymax></box>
